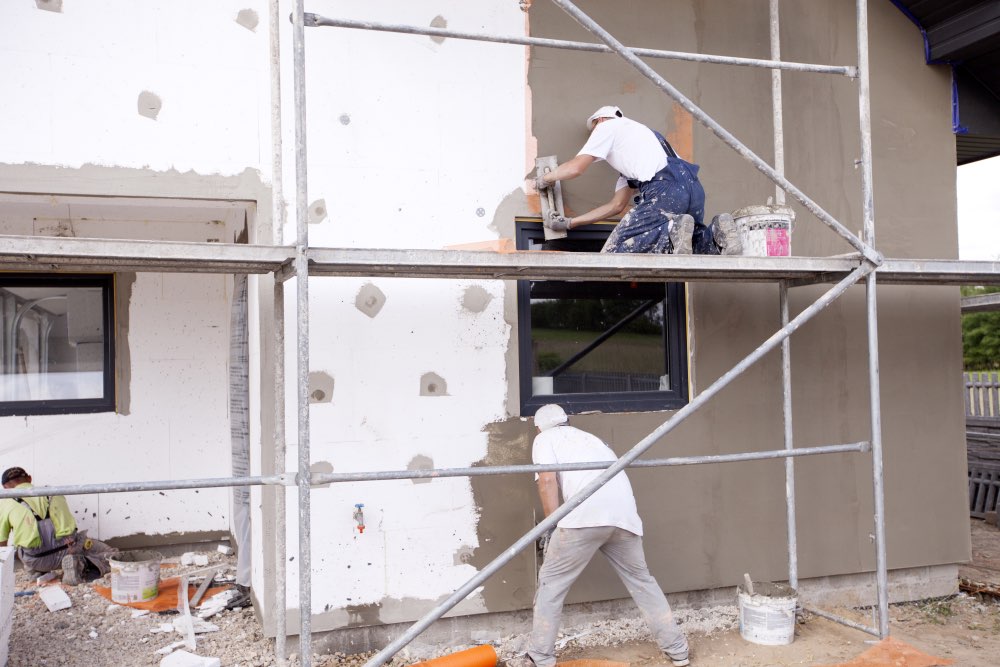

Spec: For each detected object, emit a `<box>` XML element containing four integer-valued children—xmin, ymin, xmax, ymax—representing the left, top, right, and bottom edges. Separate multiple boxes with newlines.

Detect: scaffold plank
<box><xmin>0</xmin><ymin>235</ymin><xmax>293</xmax><ymax>274</ymax></box>
<box><xmin>307</xmin><ymin>247</ymin><xmax>860</xmax><ymax>282</ymax></box>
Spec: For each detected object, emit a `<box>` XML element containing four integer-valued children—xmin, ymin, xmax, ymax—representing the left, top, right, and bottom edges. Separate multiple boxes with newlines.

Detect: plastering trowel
<box><xmin>535</xmin><ymin>155</ymin><xmax>567</xmax><ymax>241</ymax></box>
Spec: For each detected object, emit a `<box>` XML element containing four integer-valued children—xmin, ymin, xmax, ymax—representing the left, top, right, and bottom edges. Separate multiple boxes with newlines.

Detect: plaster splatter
<box><xmin>309</xmin><ymin>198</ymin><xmax>328</xmax><ymax>224</ymax></box>
<box><xmin>420</xmin><ymin>372</ymin><xmax>449</xmax><ymax>396</ymax></box>
<box><xmin>354</xmin><ymin>283</ymin><xmax>386</xmax><ymax>318</ymax></box>
<box><xmin>339</xmin><ymin>114</ymin><xmax>351</xmax><ymax>125</ymax></box>
<box><xmin>235</xmin><ymin>9</ymin><xmax>259</xmax><ymax>32</ymax></box>
<box><xmin>429</xmin><ymin>16</ymin><xmax>448</xmax><ymax>44</ymax></box>
<box><xmin>35</xmin><ymin>0</ymin><xmax>62</xmax><ymax>12</ymax></box>
<box><xmin>137</xmin><ymin>91</ymin><xmax>162</xmax><ymax>120</ymax></box>
<box><xmin>406</xmin><ymin>454</ymin><xmax>434</xmax><ymax>484</ymax></box>
<box><xmin>308</xmin><ymin>371</ymin><xmax>335</xmax><ymax>403</ymax></box>
<box><xmin>462</xmin><ymin>285</ymin><xmax>493</xmax><ymax>313</ymax></box>
<box><xmin>309</xmin><ymin>460</ymin><xmax>333</xmax><ymax>488</ymax></box>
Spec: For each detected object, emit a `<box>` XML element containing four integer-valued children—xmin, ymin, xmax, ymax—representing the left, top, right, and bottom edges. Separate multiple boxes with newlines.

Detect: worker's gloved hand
<box><xmin>535</xmin><ymin>175</ymin><xmax>550</xmax><ymax>192</ymax></box>
<box><xmin>546</xmin><ymin>214</ymin><xmax>572</xmax><ymax>232</ymax></box>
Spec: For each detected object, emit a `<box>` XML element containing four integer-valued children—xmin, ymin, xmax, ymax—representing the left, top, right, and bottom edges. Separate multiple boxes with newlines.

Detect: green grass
<box><xmin>532</xmin><ymin>327</ymin><xmax>665</xmax><ymax>374</ymax></box>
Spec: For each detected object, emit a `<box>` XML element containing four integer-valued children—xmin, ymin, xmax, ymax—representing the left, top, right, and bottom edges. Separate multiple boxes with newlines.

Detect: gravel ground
<box><xmin>8</xmin><ymin>547</ymin><xmax>737</xmax><ymax>667</ymax></box>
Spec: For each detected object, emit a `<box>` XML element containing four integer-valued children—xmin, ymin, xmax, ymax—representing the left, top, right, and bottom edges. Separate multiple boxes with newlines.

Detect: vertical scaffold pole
<box><xmin>856</xmin><ymin>0</ymin><xmax>890</xmax><ymax>638</ymax></box>
<box><xmin>770</xmin><ymin>0</ymin><xmax>786</xmax><ymax>207</ymax></box>
<box><xmin>780</xmin><ymin>281</ymin><xmax>798</xmax><ymax>589</ymax></box>
<box><xmin>771</xmin><ymin>0</ymin><xmax>797</xmax><ymax>591</ymax></box>
<box><xmin>269</xmin><ymin>0</ymin><xmax>288</xmax><ymax>662</ymax></box>
<box><xmin>291</xmin><ymin>0</ymin><xmax>314</xmax><ymax>663</ymax></box>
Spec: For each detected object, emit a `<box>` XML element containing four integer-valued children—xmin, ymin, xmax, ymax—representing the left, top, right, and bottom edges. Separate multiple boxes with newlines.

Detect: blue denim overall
<box><xmin>601</xmin><ymin>131</ymin><xmax>718</xmax><ymax>254</ymax></box>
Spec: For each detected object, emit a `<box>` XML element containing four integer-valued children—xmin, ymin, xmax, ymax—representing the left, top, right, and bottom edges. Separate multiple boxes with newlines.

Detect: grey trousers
<box><xmin>527</xmin><ymin>526</ymin><xmax>689</xmax><ymax>666</ymax></box>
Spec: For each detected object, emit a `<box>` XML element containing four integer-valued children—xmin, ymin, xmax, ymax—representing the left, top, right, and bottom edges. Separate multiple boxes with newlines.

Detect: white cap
<box><xmin>586</xmin><ymin>105</ymin><xmax>623</xmax><ymax>130</ymax></box>
<box><xmin>535</xmin><ymin>404</ymin><xmax>569</xmax><ymax>431</ymax></box>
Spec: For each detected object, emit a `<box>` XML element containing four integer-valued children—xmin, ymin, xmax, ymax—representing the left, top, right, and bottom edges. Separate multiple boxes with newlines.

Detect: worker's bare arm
<box><xmin>565</xmin><ymin>186</ymin><xmax>633</xmax><ymax>229</ymax></box>
<box><xmin>542</xmin><ymin>154</ymin><xmax>596</xmax><ymax>185</ymax></box>
<box><xmin>536</xmin><ymin>472</ymin><xmax>561</xmax><ymax>518</ymax></box>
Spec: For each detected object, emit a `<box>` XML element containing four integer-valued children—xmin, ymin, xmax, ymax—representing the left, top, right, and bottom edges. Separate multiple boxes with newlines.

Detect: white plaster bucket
<box><xmin>733</xmin><ymin>204</ymin><xmax>794</xmax><ymax>257</ymax></box>
<box><xmin>109</xmin><ymin>550</ymin><xmax>162</xmax><ymax>603</ymax></box>
<box><xmin>737</xmin><ymin>581</ymin><xmax>797</xmax><ymax>646</ymax></box>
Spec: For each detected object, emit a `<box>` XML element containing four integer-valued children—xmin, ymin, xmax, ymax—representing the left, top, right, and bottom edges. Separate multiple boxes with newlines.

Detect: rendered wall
<box><xmin>516</xmin><ymin>0</ymin><xmax>971</xmax><ymax>609</ymax></box>
<box><xmin>0</xmin><ymin>0</ymin><xmax>271</xmax><ymax>543</ymax></box>
<box><xmin>0</xmin><ymin>0</ymin><xmax>971</xmax><ymax>640</ymax></box>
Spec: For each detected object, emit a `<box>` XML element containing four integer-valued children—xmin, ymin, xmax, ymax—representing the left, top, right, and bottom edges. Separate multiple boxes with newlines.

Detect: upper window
<box><xmin>516</xmin><ymin>220</ymin><xmax>688</xmax><ymax>416</ymax></box>
<box><xmin>0</xmin><ymin>274</ymin><xmax>115</xmax><ymax>416</ymax></box>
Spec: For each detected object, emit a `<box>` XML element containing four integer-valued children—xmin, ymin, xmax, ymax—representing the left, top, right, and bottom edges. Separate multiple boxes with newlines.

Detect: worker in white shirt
<box><xmin>537</xmin><ymin>105</ymin><xmax>739</xmax><ymax>256</ymax></box>
<box><xmin>507</xmin><ymin>404</ymin><xmax>691</xmax><ymax>667</ymax></box>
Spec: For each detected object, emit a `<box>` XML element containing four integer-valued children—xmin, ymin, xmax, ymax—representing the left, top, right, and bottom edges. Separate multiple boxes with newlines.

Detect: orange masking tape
<box><xmin>411</xmin><ymin>645</ymin><xmax>497</xmax><ymax>667</ymax></box>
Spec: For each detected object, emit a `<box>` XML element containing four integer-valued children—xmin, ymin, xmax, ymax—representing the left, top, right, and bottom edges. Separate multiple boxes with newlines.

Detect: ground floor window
<box><xmin>0</xmin><ymin>274</ymin><xmax>115</xmax><ymax>416</ymax></box>
<box><xmin>516</xmin><ymin>220</ymin><xmax>688</xmax><ymax>416</ymax></box>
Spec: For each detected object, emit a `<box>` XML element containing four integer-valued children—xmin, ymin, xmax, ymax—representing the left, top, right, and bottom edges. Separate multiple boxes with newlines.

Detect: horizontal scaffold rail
<box><xmin>304</xmin><ymin>14</ymin><xmax>857</xmax><ymax>77</ymax></box>
<box><xmin>0</xmin><ymin>442</ymin><xmax>868</xmax><ymax>499</ymax></box>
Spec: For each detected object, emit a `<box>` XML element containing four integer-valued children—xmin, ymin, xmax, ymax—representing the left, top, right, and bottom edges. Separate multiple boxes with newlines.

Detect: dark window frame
<box><xmin>515</xmin><ymin>220</ymin><xmax>689</xmax><ymax>416</ymax></box>
<box><xmin>0</xmin><ymin>273</ymin><xmax>116</xmax><ymax>417</ymax></box>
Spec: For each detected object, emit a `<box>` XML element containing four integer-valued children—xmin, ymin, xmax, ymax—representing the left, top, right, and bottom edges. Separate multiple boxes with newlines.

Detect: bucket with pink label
<box><xmin>732</xmin><ymin>201</ymin><xmax>794</xmax><ymax>257</ymax></box>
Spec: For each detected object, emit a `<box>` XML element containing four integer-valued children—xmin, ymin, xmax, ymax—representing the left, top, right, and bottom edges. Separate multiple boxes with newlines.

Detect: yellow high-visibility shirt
<box><xmin>0</xmin><ymin>484</ymin><xmax>77</xmax><ymax>548</ymax></box>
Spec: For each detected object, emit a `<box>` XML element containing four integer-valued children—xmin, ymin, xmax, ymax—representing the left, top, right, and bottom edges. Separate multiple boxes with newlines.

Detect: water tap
<box><xmin>353</xmin><ymin>503</ymin><xmax>365</xmax><ymax>533</ymax></box>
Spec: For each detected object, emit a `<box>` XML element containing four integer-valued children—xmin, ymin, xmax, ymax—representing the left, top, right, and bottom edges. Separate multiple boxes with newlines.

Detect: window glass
<box><xmin>516</xmin><ymin>221</ymin><xmax>687</xmax><ymax>415</ymax></box>
<box><xmin>0</xmin><ymin>275</ymin><xmax>115</xmax><ymax>415</ymax></box>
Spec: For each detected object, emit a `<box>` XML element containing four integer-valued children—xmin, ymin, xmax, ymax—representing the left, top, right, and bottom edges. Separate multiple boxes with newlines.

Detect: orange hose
<box><xmin>411</xmin><ymin>645</ymin><xmax>497</xmax><ymax>667</ymax></box>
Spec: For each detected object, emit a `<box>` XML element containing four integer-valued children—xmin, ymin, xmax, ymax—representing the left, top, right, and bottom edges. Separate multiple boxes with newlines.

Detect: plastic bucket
<box><xmin>733</xmin><ymin>204</ymin><xmax>794</xmax><ymax>257</ymax></box>
<box><xmin>737</xmin><ymin>581</ymin><xmax>797</xmax><ymax>646</ymax></box>
<box><xmin>109</xmin><ymin>550</ymin><xmax>162</xmax><ymax>603</ymax></box>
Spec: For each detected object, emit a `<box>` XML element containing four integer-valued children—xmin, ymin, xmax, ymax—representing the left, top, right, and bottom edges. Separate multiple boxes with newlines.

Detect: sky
<box><xmin>958</xmin><ymin>155</ymin><xmax>1000</xmax><ymax>261</ymax></box>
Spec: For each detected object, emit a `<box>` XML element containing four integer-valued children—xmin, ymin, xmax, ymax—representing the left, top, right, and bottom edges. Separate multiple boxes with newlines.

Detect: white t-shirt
<box><xmin>578</xmin><ymin>117</ymin><xmax>668</xmax><ymax>192</ymax></box>
<box><xmin>532</xmin><ymin>425</ymin><xmax>643</xmax><ymax>535</ymax></box>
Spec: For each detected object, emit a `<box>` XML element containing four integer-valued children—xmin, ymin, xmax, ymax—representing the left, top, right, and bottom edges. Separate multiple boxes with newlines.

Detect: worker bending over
<box><xmin>508</xmin><ymin>405</ymin><xmax>691</xmax><ymax>667</ymax></box>
<box><xmin>0</xmin><ymin>467</ymin><xmax>114</xmax><ymax>585</ymax></box>
<box><xmin>537</xmin><ymin>105</ymin><xmax>739</xmax><ymax>256</ymax></box>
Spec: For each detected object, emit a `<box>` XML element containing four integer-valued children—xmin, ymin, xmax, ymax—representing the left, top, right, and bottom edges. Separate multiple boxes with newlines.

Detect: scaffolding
<box><xmin>1</xmin><ymin>2</ymin><xmax>999</xmax><ymax>667</ymax></box>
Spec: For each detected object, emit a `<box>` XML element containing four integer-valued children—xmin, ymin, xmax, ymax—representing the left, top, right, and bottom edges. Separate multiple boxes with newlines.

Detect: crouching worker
<box><xmin>537</xmin><ymin>105</ymin><xmax>740</xmax><ymax>257</ymax></box>
<box><xmin>0</xmin><ymin>467</ymin><xmax>114</xmax><ymax>585</ymax></box>
<box><xmin>508</xmin><ymin>405</ymin><xmax>691</xmax><ymax>667</ymax></box>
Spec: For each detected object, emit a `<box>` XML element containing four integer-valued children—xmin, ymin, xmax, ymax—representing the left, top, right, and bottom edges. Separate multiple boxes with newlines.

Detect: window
<box><xmin>0</xmin><ymin>274</ymin><xmax>115</xmax><ymax>416</ymax></box>
<box><xmin>516</xmin><ymin>220</ymin><xmax>688</xmax><ymax>416</ymax></box>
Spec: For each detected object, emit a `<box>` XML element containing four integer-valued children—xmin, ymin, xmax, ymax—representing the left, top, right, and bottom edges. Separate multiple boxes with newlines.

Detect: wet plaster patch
<box><xmin>310</xmin><ymin>460</ymin><xmax>333</xmax><ymax>488</ymax></box>
<box><xmin>429</xmin><ymin>16</ymin><xmax>447</xmax><ymax>43</ymax></box>
<box><xmin>308</xmin><ymin>371</ymin><xmax>335</xmax><ymax>403</ymax></box>
<box><xmin>462</xmin><ymin>285</ymin><xmax>493</xmax><ymax>313</ymax></box>
<box><xmin>355</xmin><ymin>283</ymin><xmax>386</xmax><ymax>318</ymax></box>
<box><xmin>309</xmin><ymin>198</ymin><xmax>327</xmax><ymax>224</ymax></box>
<box><xmin>467</xmin><ymin>418</ymin><xmax>537</xmax><ymax>612</ymax></box>
<box><xmin>235</xmin><ymin>8</ymin><xmax>259</xmax><ymax>31</ymax></box>
<box><xmin>420</xmin><ymin>372</ymin><xmax>448</xmax><ymax>396</ymax></box>
<box><xmin>406</xmin><ymin>454</ymin><xmax>434</xmax><ymax>484</ymax></box>
<box><xmin>137</xmin><ymin>91</ymin><xmax>162</xmax><ymax>120</ymax></box>
<box><xmin>35</xmin><ymin>0</ymin><xmax>61</xmax><ymax>12</ymax></box>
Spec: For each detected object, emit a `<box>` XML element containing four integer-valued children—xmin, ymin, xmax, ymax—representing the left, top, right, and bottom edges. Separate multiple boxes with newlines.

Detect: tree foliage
<box><xmin>962</xmin><ymin>286</ymin><xmax>1000</xmax><ymax>370</ymax></box>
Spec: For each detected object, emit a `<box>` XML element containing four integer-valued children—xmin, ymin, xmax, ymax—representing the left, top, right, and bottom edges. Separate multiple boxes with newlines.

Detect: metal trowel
<box><xmin>535</xmin><ymin>155</ymin><xmax>567</xmax><ymax>240</ymax></box>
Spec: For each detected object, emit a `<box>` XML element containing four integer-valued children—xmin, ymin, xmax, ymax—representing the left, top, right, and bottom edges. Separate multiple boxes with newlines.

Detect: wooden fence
<box><xmin>967</xmin><ymin>373</ymin><xmax>1000</xmax><ymax>520</ymax></box>
<box><xmin>966</xmin><ymin>372</ymin><xmax>1000</xmax><ymax>418</ymax></box>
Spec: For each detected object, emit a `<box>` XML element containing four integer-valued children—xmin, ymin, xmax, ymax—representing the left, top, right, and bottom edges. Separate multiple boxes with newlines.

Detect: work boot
<box><xmin>667</xmin><ymin>213</ymin><xmax>695</xmax><ymax>254</ymax></box>
<box><xmin>665</xmin><ymin>654</ymin><xmax>690</xmax><ymax>667</ymax></box>
<box><xmin>61</xmin><ymin>554</ymin><xmax>85</xmax><ymax>586</ymax></box>
<box><xmin>225</xmin><ymin>584</ymin><xmax>252</xmax><ymax>610</ymax></box>
<box><xmin>504</xmin><ymin>656</ymin><xmax>536</xmax><ymax>667</ymax></box>
<box><xmin>710</xmin><ymin>212</ymin><xmax>742</xmax><ymax>256</ymax></box>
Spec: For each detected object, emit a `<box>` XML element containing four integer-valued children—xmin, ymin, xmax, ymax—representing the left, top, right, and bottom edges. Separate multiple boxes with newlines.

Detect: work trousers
<box><xmin>19</xmin><ymin>530</ymin><xmax>113</xmax><ymax>576</ymax></box>
<box><xmin>601</xmin><ymin>156</ymin><xmax>717</xmax><ymax>255</ymax></box>
<box><xmin>527</xmin><ymin>526</ymin><xmax>689</xmax><ymax>666</ymax></box>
